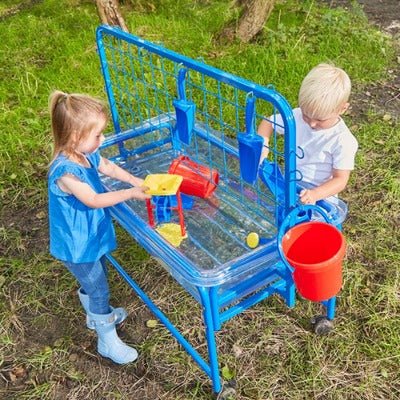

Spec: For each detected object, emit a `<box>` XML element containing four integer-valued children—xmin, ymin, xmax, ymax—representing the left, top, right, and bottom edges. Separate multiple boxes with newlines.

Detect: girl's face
<box><xmin>76</xmin><ymin>115</ymin><xmax>107</xmax><ymax>154</ymax></box>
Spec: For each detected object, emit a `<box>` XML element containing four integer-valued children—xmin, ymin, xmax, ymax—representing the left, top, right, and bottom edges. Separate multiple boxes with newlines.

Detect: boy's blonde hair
<box><xmin>298</xmin><ymin>63</ymin><xmax>351</xmax><ymax>120</ymax></box>
<box><xmin>49</xmin><ymin>91</ymin><xmax>108</xmax><ymax>163</ymax></box>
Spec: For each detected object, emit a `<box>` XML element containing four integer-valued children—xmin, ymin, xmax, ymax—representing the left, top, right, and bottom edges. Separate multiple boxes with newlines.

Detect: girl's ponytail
<box><xmin>49</xmin><ymin>90</ymin><xmax>67</xmax><ymax>118</ymax></box>
<box><xmin>49</xmin><ymin>90</ymin><xmax>71</xmax><ymax>162</ymax></box>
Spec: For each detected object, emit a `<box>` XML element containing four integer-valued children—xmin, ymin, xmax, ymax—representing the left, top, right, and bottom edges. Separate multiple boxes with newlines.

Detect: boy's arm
<box><xmin>98</xmin><ymin>156</ymin><xmax>145</xmax><ymax>187</ymax></box>
<box><xmin>257</xmin><ymin>119</ymin><xmax>274</xmax><ymax>160</ymax></box>
<box><xmin>58</xmin><ymin>174</ymin><xmax>150</xmax><ymax>209</ymax></box>
<box><xmin>299</xmin><ymin>169</ymin><xmax>351</xmax><ymax>204</ymax></box>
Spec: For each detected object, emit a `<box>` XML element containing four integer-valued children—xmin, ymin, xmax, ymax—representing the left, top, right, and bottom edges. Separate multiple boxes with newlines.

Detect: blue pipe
<box><xmin>105</xmin><ymin>254</ymin><xmax>212</xmax><ymax>377</ymax></box>
<box><xmin>198</xmin><ymin>287</ymin><xmax>222</xmax><ymax>393</ymax></box>
<box><xmin>220</xmin><ymin>280</ymin><xmax>286</xmax><ymax>324</ymax></box>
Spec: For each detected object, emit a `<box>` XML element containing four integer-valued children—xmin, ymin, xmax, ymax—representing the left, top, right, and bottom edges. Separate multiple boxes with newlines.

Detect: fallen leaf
<box><xmin>383</xmin><ymin>114</ymin><xmax>392</xmax><ymax>121</ymax></box>
<box><xmin>12</xmin><ymin>365</ymin><xmax>26</xmax><ymax>378</ymax></box>
<box><xmin>146</xmin><ymin>319</ymin><xmax>158</xmax><ymax>328</ymax></box>
<box><xmin>53</xmin><ymin>338</ymin><xmax>63</xmax><ymax>347</ymax></box>
<box><xmin>221</xmin><ymin>365</ymin><xmax>234</xmax><ymax>380</ymax></box>
<box><xmin>35</xmin><ymin>211</ymin><xmax>46</xmax><ymax>219</ymax></box>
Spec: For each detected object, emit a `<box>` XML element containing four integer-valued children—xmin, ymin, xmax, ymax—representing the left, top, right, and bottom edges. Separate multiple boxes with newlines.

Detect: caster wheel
<box><xmin>311</xmin><ymin>315</ymin><xmax>334</xmax><ymax>335</ymax></box>
<box><xmin>216</xmin><ymin>380</ymin><xmax>237</xmax><ymax>400</ymax></box>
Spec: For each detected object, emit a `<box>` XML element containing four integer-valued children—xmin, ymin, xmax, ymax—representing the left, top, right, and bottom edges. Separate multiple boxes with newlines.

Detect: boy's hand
<box><xmin>260</xmin><ymin>146</ymin><xmax>269</xmax><ymax>163</ymax></box>
<box><xmin>299</xmin><ymin>189</ymin><xmax>317</xmax><ymax>205</ymax></box>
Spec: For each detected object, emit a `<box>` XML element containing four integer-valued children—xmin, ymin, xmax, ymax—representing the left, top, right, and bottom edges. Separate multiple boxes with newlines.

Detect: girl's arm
<box><xmin>58</xmin><ymin>174</ymin><xmax>150</xmax><ymax>209</ymax></box>
<box><xmin>299</xmin><ymin>169</ymin><xmax>351</xmax><ymax>204</ymax></box>
<box><xmin>98</xmin><ymin>156</ymin><xmax>144</xmax><ymax>187</ymax></box>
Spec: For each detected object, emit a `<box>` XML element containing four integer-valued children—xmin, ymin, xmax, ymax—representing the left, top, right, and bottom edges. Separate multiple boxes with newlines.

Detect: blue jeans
<box><xmin>64</xmin><ymin>256</ymin><xmax>110</xmax><ymax>314</ymax></box>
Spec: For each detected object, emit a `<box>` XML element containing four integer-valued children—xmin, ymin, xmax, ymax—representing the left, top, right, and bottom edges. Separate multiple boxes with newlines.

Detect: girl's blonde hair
<box><xmin>49</xmin><ymin>91</ymin><xmax>108</xmax><ymax>163</ymax></box>
<box><xmin>298</xmin><ymin>63</ymin><xmax>351</xmax><ymax>120</ymax></box>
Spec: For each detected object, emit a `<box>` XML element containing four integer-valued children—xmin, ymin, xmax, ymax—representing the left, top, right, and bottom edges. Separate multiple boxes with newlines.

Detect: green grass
<box><xmin>0</xmin><ymin>0</ymin><xmax>399</xmax><ymax>399</ymax></box>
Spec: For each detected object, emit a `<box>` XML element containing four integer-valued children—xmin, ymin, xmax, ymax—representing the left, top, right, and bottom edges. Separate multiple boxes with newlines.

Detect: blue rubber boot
<box><xmin>77</xmin><ymin>288</ymin><xmax>128</xmax><ymax>330</ymax></box>
<box><xmin>88</xmin><ymin>311</ymin><xmax>138</xmax><ymax>364</ymax></box>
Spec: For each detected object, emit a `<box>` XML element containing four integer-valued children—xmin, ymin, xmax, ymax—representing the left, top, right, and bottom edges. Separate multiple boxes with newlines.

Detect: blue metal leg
<box><xmin>210</xmin><ymin>286</ymin><xmax>221</xmax><ymax>331</ymax></box>
<box><xmin>286</xmin><ymin>279</ymin><xmax>296</xmax><ymax>308</ymax></box>
<box><xmin>322</xmin><ymin>296</ymin><xmax>336</xmax><ymax>320</ymax></box>
<box><xmin>105</xmin><ymin>254</ymin><xmax>213</xmax><ymax>378</ymax></box>
<box><xmin>277</xmin><ymin>263</ymin><xmax>296</xmax><ymax>308</ymax></box>
<box><xmin>198</xmin><ymin>287</ymin><xmax>222</xmax><ymax>394</ymax></box>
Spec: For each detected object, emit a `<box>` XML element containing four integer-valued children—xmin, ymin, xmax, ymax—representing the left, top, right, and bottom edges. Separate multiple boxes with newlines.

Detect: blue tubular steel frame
<box><xmin>96</xmin><ymin>25</ymin><xmax>297</xmax><ymax>214</ymax></box>
<box><xmin>95</xmin><ymin>25</ymin><xmax>318</xmax><ymax>394</ymax></box>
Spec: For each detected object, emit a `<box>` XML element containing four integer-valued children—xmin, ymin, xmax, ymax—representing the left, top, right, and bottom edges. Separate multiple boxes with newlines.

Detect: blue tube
<box><xmin>105</xmin><ymin>254</ymin><xmax>212</xmax><ymax>377</ymax></box>
<box><xmin>198</xmin><ymin>287</ymin><xmax>222</xmax><ymax>393</ymax></box>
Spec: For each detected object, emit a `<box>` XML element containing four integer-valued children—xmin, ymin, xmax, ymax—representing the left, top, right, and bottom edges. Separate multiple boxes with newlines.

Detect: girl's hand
<box><xmin>129</xmin><ymin>176</ymin><xmax>145</xmax><ymax>187</ymax></box>
<box><xmin>299</xmin><ymin>189</ymin><xmax>317</xmax><ymax>205</ymax></box>
<box><xmin>127</xmin><ymin>186</ymin><xmax>151</xmax><ymax>200</ymax></box>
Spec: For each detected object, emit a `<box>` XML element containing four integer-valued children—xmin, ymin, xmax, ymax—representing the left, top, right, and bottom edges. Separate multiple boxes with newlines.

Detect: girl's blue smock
<box><xmin>48</xmin><ymin>151</ymin><xmax>117</xmax><ymax>263</ymax></box>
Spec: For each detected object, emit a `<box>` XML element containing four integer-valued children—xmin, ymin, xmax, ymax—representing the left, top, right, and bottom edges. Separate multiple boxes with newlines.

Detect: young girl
<box><xmin>48</xmin><ymin>91</ymin><xmax>150</xmax><ymax>364</ymax></box>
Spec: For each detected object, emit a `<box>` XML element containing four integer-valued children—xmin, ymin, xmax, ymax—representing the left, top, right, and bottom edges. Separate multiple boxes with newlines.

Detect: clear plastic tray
<box><xmin>102</xmin><ymin>156</ymin><xmax>346</xmax><ymax>289</ymax></box>
<box><xmin>101</xmin><ymin>149</ymin><xmax>278</xmax><ymax>286</ymax></box>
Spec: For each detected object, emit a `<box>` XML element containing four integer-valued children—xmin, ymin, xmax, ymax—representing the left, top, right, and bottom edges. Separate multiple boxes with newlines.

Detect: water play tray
<box><xmin>100</xmin><ymin>120</ymin><xmax>346</xmax><ymax>290</ymax></box>
<box><xmin>101</xmin><ymin>148</ymin><xmax>279</xmax><ymax>288</ymax></box>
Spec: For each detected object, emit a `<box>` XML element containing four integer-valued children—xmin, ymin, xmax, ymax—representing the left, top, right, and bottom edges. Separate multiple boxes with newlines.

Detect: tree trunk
<box><xmin>95</xmin><ymin>0</ymin><xmax>129</xmax><ymax>32</ymax></box>
<box><xmin>237</xmin><ymin>0</ymin><xmax>275</xmax><ymax>42</ymax></box>
<box><xmin>217</xmin><ymin>0</ymin><xmax>275</xmax><ymax>43</ymax></box>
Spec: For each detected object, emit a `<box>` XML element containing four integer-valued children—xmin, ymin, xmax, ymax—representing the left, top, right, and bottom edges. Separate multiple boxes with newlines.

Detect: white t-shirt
<box><xmin>272</xmin><ymin>107</ymin><xmax>358</xmax><ymax>187</ymax></box>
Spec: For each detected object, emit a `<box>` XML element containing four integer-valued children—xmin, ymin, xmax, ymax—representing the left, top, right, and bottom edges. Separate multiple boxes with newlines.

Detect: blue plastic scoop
<box><xmin>259</xmin><ymin>159</ymin><xmax>286</xmax><ymax>203</ymax></box>
<box><xmin>173</xmin><ymin>68</ymin><xmax>196</xmax><ymax>145</ymax></box>
<box><xmin>259</xmin><ymin>161</ymin><xmax>335</xmax><ymax>225</ymax></box>
<box><xmin>237</xmin><ymin>96</ymin><xmax>264</xmax><ymax>184</ymax></box>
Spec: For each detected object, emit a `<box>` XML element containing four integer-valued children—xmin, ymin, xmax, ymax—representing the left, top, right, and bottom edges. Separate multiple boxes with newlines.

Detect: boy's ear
<box><xmin>340</xmin><ymin>102</ymin><xmax>350</xmax><ymax>114</ymax></box>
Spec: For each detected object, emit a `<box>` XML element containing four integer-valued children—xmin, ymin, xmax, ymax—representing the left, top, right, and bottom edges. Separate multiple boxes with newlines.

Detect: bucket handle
<box><xmin>277</xmin><ymin>205</ymin><xmax>333</xmax><ymax>270</ymax></box>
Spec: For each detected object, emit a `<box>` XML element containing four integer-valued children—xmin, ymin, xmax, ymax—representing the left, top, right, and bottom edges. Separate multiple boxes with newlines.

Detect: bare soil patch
<box><xmin>323</xmin><ymin>0</ymin><xmax>400</xmax><ymax>119</ymax></box>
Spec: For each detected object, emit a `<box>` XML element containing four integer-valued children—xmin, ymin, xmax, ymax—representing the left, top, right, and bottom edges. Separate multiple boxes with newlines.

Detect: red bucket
<box><xmin>168</xmin><ymin>156</ymin><xmax>219</xmax><ymax>198</ymax></box>
<box><xmin>281</xmin><ymin>222</ymin><xmax>346</xmax><ymax>302</ymax></box>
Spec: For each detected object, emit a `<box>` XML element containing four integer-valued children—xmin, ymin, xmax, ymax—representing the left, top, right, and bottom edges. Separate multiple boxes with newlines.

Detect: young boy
<box><xmin>258</xmin><ymin>63</ymin><xmax>358</xmax><ymax>204</ymax></box>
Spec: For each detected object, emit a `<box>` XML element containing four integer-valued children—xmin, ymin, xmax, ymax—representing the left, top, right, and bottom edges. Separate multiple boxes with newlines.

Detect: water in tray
<box><xmin>101</xmin><ymin>150</ymin><xmax>277</xmax><ymax>272</ymax></box>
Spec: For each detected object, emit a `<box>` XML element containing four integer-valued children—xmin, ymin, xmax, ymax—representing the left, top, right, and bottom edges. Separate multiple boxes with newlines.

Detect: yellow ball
<box><xmin>246</xmin><ymin>232</ymin><xmax>260</xmax><ymax>249</ymax></box>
